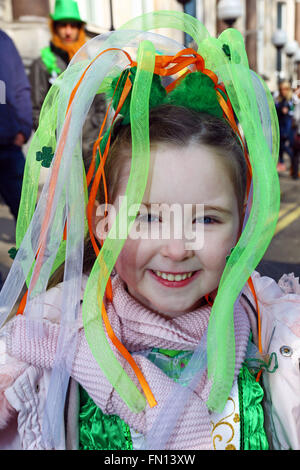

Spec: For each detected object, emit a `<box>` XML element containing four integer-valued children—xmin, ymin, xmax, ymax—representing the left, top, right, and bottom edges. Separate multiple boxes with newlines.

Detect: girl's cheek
<box><xmin>115</xmin><ymin>244</ymin><xmax>133</xmax><ymax>270</ymax></box>
<box><xmin>115</xmin><ymin>239</ymin><xmax>140</xmax><ymax>274</ymax></box>
<box><xmin>199</xmin><ymin>234</ymin><xmax>234</xmax><ymax>268</ymax></box>
<box><xmin>206</xmin><ymin>251</ymin><xmax>227</xmax><ymax>270</ymax></box>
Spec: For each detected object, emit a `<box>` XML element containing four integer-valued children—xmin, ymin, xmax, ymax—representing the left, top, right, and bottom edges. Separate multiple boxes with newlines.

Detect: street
<box><xmin>257</xmin><ymin>169</ymin><xmax>300</xmax><ymax>281</ymax></box>
<box><xmin>0</xmin><ymin>163</ymin><xmax>299</xmax><ymax>290</ymax></box>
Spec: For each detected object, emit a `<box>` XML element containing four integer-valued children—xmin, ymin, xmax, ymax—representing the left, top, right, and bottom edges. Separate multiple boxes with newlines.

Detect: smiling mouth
<box><xmin>149</xmin><ymin>269</ymin><xmax>199</xmax><ymax>287</ymax></box>
<box><xmin>154</xmin><ymin>270</ymin><xmax>194</xmax><ymax>281</ymax></box>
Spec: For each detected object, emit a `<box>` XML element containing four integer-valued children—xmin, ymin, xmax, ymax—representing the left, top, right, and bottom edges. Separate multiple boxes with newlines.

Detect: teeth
<box><xmin>154</xmin><ymin>271</ymin><xmax>194</xmax><ymax>281</ymax></box>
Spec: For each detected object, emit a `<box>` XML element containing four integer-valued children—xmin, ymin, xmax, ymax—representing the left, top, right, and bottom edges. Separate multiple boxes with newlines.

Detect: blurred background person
<box><xmin>275</xmin><ymin>80</ymin><xmax>295</xmax><ymax>175</ymax></box>
<box><xmin>0</xmin><ymin>29</ymin><xmax>32</xmax><ymax>291</ymax></box>
<box><xmin>29</xmin><ymin>0</ymin><xmax>107</xmax><ymax>168</ymax></box>
<box><xmin>292</xmin><ymin>84</ymin><xmax>300</xmax><ymax>180</ymax></box>
<box><xmin>0</xmin><ymin>29</ymin><xmax>32</xmax><ymax>222</ymax></box>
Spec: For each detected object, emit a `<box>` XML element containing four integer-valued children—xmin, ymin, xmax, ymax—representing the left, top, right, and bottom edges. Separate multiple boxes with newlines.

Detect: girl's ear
<box><xmin>92</xmin><ymin>200</ymin><xmax>110</xmax><ymax>244</ymax></box>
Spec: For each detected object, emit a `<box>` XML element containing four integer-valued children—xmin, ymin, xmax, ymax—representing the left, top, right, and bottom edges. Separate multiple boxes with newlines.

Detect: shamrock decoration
<box><xmin>36</xmin><ymin>146</ymin><xmax>54</xmax><ymax>168</ymax></box>
<box><xmin>222</xmin><ymin>44</ymin><xmax>231</xmax><ymax>61</ymax></box>
<box><xmin>8</xmin><ymin>247</ymin><xmax>18</xmax><ymax>259</ymax></box>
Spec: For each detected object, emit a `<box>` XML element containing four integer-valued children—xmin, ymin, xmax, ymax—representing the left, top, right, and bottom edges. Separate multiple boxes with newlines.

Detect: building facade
<box><xmin>0</xmin><ymin>0</ymin><xmax>299</xmax><ymax>92</ymax></box>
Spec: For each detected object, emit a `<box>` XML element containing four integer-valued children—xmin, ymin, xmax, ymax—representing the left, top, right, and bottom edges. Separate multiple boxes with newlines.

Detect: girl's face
<box><xmin>96</xmin><ymin>143</ymin><xmax>242</xmax><ymax>318</ymax></box>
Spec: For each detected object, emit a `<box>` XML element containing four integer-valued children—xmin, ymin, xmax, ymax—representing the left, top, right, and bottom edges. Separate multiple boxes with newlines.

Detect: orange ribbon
<box><xmin>85</xmin><ymin>67</ymin><xmax>158</xmax><ymax>407</ymax></box>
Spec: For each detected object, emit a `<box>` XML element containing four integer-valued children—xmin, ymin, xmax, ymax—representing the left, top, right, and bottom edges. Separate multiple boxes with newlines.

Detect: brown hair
<box><xmin>48</xmin><ymin>104</ymin><xmax>247</xmax><ymax>287</ymax></box>
<box><xmin>99</xmin><ymin>104</ymin><xmax>247</xmax><ymax>212</ymax></box>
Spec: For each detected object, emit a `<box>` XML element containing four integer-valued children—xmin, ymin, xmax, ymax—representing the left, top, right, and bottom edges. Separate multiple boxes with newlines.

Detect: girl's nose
<box><xmin>160</xmin><ymin>238</ymin><xmax>194</xmax><ymax>261</ymax></box>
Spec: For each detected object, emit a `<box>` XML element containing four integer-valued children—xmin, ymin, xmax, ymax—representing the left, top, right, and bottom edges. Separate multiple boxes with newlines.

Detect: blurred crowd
<box><xmin>274</xmin><ymin>80</ymin><xmax>300</xmax><ymax>180</ymax></box>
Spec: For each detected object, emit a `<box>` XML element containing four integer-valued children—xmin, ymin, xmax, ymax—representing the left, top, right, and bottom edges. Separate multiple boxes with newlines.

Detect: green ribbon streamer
<box><xmin>13</xmin><ymin>10</ymin><xmax>280</xmax><ymax>417</ymax></box>
<box><xmin>82</xmin><ymin>39</ymin><xmax>156</xmax><ymax>413</ymax></box>
<box><xmin>120</xmin><ymin>10</ymin><xmax>280</xmax><ymax>414</ymax></box>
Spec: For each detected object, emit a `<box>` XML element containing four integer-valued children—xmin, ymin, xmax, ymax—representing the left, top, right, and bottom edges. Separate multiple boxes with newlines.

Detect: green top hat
<box><xmin>51</xmin><ymin>0</ymin><xmax>83</xmax><ymax>23</ymax></box>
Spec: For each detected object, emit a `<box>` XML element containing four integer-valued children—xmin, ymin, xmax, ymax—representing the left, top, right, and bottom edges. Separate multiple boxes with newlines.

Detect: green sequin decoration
<box><xmin>148</xmin><ymin>349</ymin><xmax>193</xmax><ymax>383</ymax></box>
<box><xmin>79</xmin><ymin>386</ymin><xmax>133</xmax><ymax>450</ymax></box>
<box><xmin>238</xmin><ymin>364</ymin><xmax>269</xmax><ymax>450</ymax></box>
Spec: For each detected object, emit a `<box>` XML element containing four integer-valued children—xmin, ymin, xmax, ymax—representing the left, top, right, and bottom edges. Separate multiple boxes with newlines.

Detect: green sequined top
<box><xmin>79</xmin><ymin>347</ymin><xmax>269</xmax><ymax>450</ymax></box>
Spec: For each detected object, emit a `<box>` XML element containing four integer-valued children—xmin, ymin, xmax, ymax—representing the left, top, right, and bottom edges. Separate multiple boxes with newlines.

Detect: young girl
<box><xmin>0</xmin><ymin>11</ymin><xmax>299</xmax><ymax>451</ymax></box>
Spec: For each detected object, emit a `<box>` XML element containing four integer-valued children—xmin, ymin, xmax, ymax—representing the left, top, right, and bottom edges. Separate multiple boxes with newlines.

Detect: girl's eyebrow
<box><xmin>139</xmin><ymin>202</ymin><xmax>160</xmax><ymax>210</ymax></box>
<box><xmin>142</xmin><ymin>202</ymin><xmax>232</xmax><ymax>215</ymax></box>
<box><xmin>204</xmin><ymin>205</ymin><xmax>232</xmax><ymax>214</ymax></box>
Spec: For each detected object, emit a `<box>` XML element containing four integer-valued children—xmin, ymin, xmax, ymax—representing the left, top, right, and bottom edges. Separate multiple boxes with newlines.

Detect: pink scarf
<box><xmin>103</xmin><ymin>276</ymin><xmax>250</xmax><ymax>449</ymax></box>
<box><xmin>108</xmin><ymin>275</ymin><xmax>212</xmax><ymax>352</ymax></box>
<box><xmin>6</xmin><ymin>275</ymin><xmax>250</xmax><ymax>449</ymax></box>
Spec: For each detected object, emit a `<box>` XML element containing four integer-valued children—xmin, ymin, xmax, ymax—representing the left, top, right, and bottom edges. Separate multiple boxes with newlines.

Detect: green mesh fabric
<box><xmin>15</xmin><ymin>75</ymin><xmax>62</xmax><ymax>287</ymax></box>
<box><xmin>82</xmin><ymin>39</ymin><xmax>156</xmax><ymax>413</ymax></box>
<box><xmin>15</xmin><ymin>70</ymin><xmax>89</xmax><ymax>290</ymax></box>
<box><xmin>119</xmin><ymin>12</ymin><xmax>280</xmax><ymax>412</ymax></box>
<box><xmin>16</xmin><ymin>78</ymin><xmax>59</xmax><ymax>249</ymax></box>
<box><xmin>199</xmin><ymin>29</ymin><xmax>280</xmax><ymax>411</ymax></box>
<box><xmin>109</xmin><ymin>66</ymin><xmax>167</xmax><ymax>125</ymax></box>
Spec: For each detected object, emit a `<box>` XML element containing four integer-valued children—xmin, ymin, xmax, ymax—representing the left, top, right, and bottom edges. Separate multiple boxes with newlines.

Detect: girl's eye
<box><xmin>194</xmin><ymin>216</ymin><xmax>216</xmax><ymax>224</ymax></box>
<box><xmin>137</xmin><ymin>213</ymin><xmax>160</xmax><ymax>223</ymax></box>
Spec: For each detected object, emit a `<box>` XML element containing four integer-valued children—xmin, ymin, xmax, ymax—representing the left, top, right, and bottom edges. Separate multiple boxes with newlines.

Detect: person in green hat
<box><xmin>49</xmin><ymin>0</ymin><xmax>86</xmax><ymax>56</ymax></box>
<box><xmin>51</xmin><ymin>0</ymin><xmax>83</xmax><ymax>22</ymax></box>
<box><xmin>29</xmin><ymin>0</ymin><xmax>107</xmax><ymax>167</ymax></box>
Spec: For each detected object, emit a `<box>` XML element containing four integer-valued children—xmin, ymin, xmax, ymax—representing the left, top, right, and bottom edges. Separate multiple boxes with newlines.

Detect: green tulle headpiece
<box><xmin>98</xmin><ymin>67</ymin><xmax>224</xmax><ymax>160</ymax></box>
<box><xmin>111</xmin><ymin>67</ymin><xmax>223</xmax><ymax>121</ymax></box>
<box><xmin>167</xmin><ymin>71</ymin><xmax>223</xmax><ymax>117</ymax></box>
<box><xmin>77</xmin><ymin>29</ymin><xmax>278</xmax><ymax>417</ymax></box>
<box><xmin>110</xmin><ymin>66</ymin><xmax>167</xmax><ymax>125</ymax></box>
